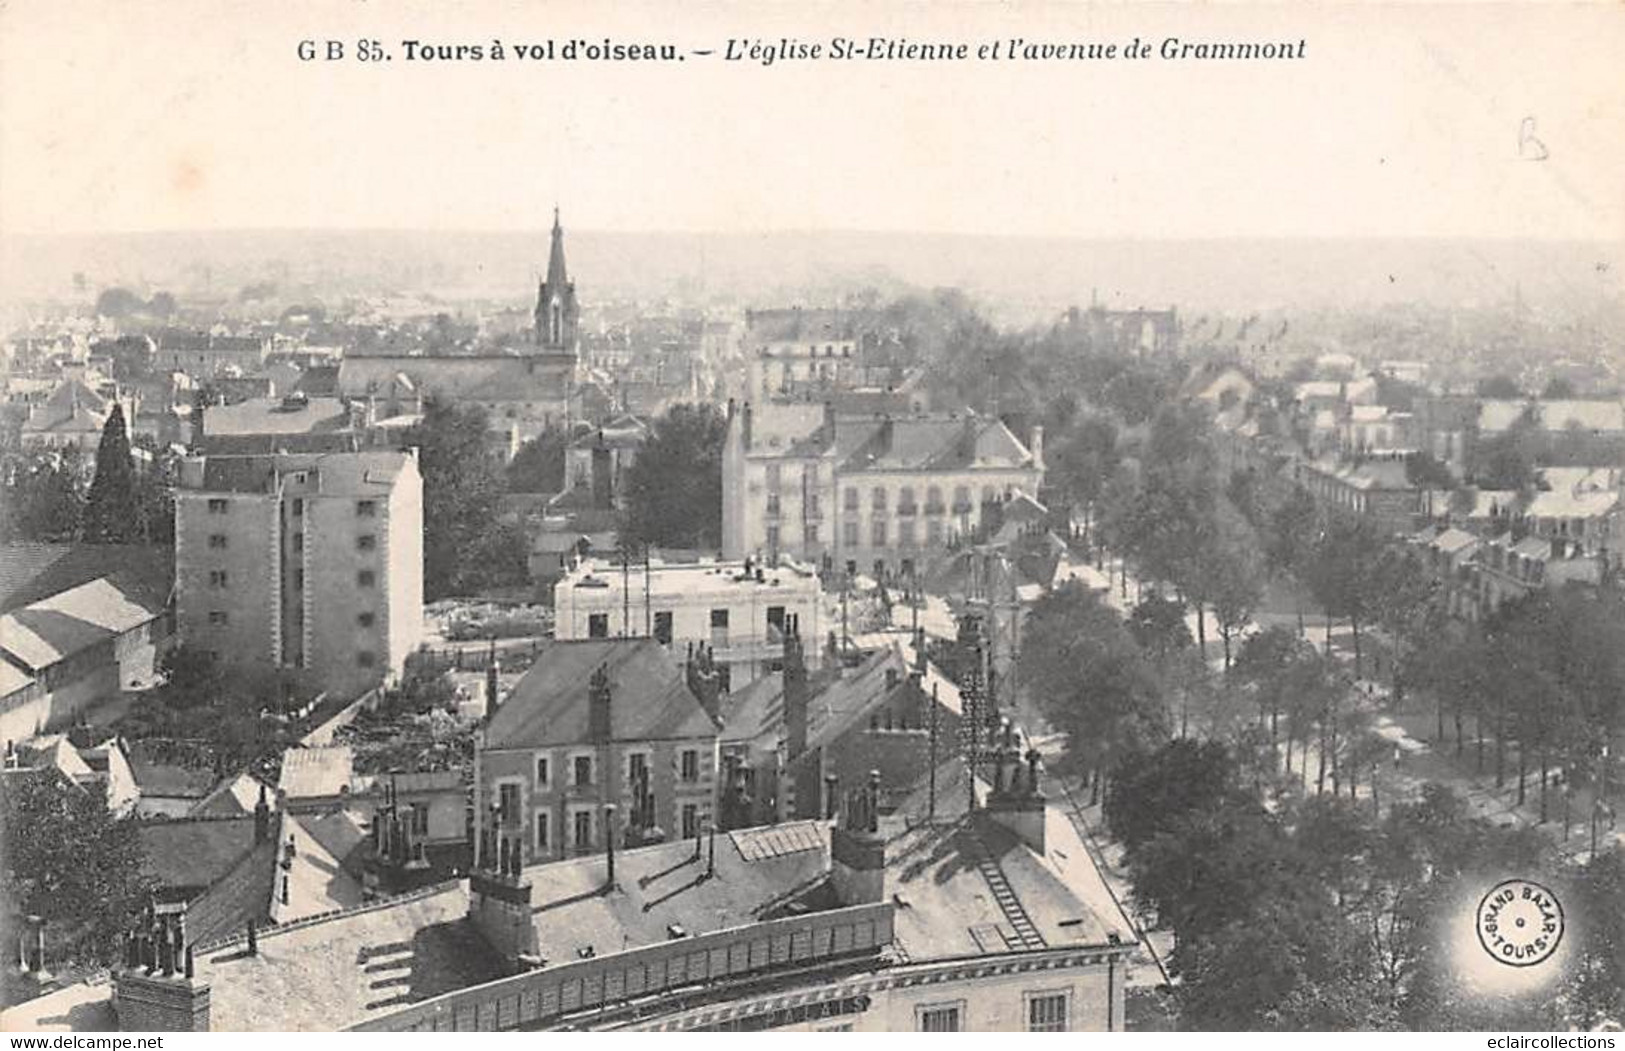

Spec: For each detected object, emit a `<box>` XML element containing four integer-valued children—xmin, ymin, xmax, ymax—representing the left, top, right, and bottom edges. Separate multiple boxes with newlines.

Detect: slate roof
<box><xmin>137</xmin><ymin>815</ymin><xmax>262</xmax><ymax>897</ymax></box>
<box><xmin>0</xmin><ymin>543</ymin><xmax>171</xmax><ymax>615</ymax></box>
<box><xmin>0</xmin><ymin>567</ymin><xmax>171</xmax><ymax>672</ymax></box>
<box><xmin>484</xmin><ymin>638</ymin><xmax>717</xmax><ymax>750</ymax></box>
<box><xmin>198</xmin><ymin>883</ymin><xmax>501</xmax><ymax>1031</ymax></box>
<box><xmin>834</xmin><ymin>415</ymin><xmax>1032</xmax><ymax>474</ymax></box>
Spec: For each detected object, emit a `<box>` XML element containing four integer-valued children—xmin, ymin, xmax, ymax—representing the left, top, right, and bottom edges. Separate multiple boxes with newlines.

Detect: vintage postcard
<box><xmin>1</xmin><ymin>0</ymin><xmax>1622</xmax><ymax>1036</ymax></box>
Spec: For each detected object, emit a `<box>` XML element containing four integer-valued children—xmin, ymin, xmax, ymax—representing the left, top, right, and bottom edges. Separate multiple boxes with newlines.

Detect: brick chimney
<box><xmin>984</xmin><ymin>721</ymin><xmax>1046</xmax><ymax>854</ymax></box>
<box><xmin>115</xmin><ymin>912</ymin><xmax>210</xmax><ymax>1031</ymax></box>
<box><xmin>253</xmin><ymin>782</ymin><xmax>271</xmax><ymax>844</ymax></box>
<box><xmin>783</xmin><ymin>632</ymin><xmax>808</xmax><ymax>760</ymax></box>
<box><xmin>685</xmin><ymin>644</ymin><xmax>722</xmax><ymax>719</ymax></box>
<box><xmin>829</xmin><ymin>770</ymin><xmax>885</xmax><ymax>906</ymax></box>
<box><xmin>486</xmin><ymin>653</ymin><xmax>501</xmax><ymax>712</ymax></box>
<box><xmin>587</xmin><ymin>663</ymin><xmax>612</xmax><ymax>743</ymax></box>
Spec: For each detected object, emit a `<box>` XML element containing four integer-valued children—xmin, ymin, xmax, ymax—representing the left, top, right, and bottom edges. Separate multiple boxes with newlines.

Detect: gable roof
<box><xmin>484</xmin><ymin>638</ymin><xmax>717</xmax><ymax>749</ymax></box>
<box><xmin>834</xmin><ymin>415</ymin><xmax>1033</xmax><ymax>474</ymax></box>
<box><xmin>0</xmin><ymin>568</ymin><xmax>171</xmax><ymax>672</ymax></box>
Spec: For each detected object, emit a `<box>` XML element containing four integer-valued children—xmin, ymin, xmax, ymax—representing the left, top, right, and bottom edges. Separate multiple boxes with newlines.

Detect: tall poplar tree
<box><xmin>82</xmin><ymin>404</ymin><xmax>140</xmax><ymax>544</ymax></box>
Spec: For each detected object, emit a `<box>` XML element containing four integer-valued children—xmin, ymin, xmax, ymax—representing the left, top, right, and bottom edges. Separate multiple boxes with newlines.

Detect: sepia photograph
<box><xmin>0</xmin><ymin>0</ymin><xmax>1622</xmax><ymax>1036</ymax></box>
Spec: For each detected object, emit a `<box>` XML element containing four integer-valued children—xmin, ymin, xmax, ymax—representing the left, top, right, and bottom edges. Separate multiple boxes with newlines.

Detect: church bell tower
<box><xmin>534</xmin><ymin>207</ymin><xmax>580</xmax><ymax>357</ymax></box>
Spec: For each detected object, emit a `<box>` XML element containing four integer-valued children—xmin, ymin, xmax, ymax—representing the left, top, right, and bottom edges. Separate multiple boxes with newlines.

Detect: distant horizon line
<box><xmin>5</xmin><ymin>226</ymin><xmax>1621</xmax><ymax>246</ymax></box>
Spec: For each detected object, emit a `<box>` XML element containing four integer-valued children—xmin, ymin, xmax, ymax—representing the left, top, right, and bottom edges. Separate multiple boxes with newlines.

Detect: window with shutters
<box><xmin>917</xmin><ymin>1003</ymin><xmax>962</xmax><ymax>1032</ymax></box>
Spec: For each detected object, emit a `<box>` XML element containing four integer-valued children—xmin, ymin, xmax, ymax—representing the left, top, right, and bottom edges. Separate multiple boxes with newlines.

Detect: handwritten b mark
<box><xmin>1518</xmin><ymin>117</ymin><xmax>1548</xmax><ymax>161</ymax></box>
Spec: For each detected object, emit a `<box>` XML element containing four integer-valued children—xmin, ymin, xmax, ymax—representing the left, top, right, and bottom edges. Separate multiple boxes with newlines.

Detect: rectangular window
<box><xmin>918</xmin><ymin>1005</ymin><xmax>961</xmax><ymax>1033</ymax></box>
<box><xmin>871</xmin><ymin>487</ymin><xmax>887</xmax><ymax>511</ymax></box>
<box><xmin>357</xmin><ymin>611</ymin><xmax>375</xmax><ymax>628</ymax></box>
<box><xmin>653</xmin><ymin>610</ymin><xmax>673</xmax><ymax>645</ymax></box>
<box><xmin>409</xmin><ymin>803</ymin><xmax>429</xmax><ymax>837</ymax></box>
<box><xmin>765</xmin><ymin>493</ymin><xmax>781</xmax><ymax>518</ymax></box>
<box><xmin>208</xmin><ymin>610</ymin><xmax>228</xmax><ymax>625</ymax></box>
<box><xmin>844</xmin><ymin>487</ymin><xmax>859</xmax><ymax>511</ymax></box>
<box><xmin>843</xmin><ymin>521</ymin><xmax>859</xmax><ymax>546</ymax></box>
<box><xmin>1026</xmin><ymin>993</ymin><xmax>1068</xmax><ymax>1032</ymax></box>
<box><xmin>357</xmin><ymin>650</ymin><xmax>375</xmax><ymax>668</ymax></box>
<box><xmin>681</xmin><ymin>749</ymin><xmax>699</xmax><ymax>782</ymax></box>
<box><xmin>574</xmin><ymin>755</ymin><xmax>593</xmax><ymax>787</ymax></box>
<box><xmin>498</xmin><ymin>783</ymin><xmax>520</xmax><ymax>826</ymax></box>
<box><xmin>292</xmin><ymin>498</ymin><xmax>304</xmax><ymax>518</ymax></box>
<box><xmin>573</xmin><ymin>809</ymin><xmax>593</xmax><ymax>849</ymax></box>
<box><xmin>207</xmin><ymin>498</ymin><xmax>229</xmax><ymax>514</ymax></box>
<box><xmin>357</xmin><ymin>570</ymin><xmax>376</xmax><ymax>587</ymax></box>
<box><xmin>871</xmin><ymin>520</ymin><xmax>887</xmax><ymax>547</ymax></box>
<box><xmin>805</xmin><ymin>523</ymin><xmax>819</xmax><ymax>545</ymax></box>
<box><xmin>208</xmin><ymin>570</ymin><xmax>229</xmax><ymax>588</ymax></box>
<box><xmin>765</xmin><ymin>523</ymin><xmax>780</xmax><ymax>551</ymax></box>
<box><xmin>588</xmin><ymin>613</ymin><xmax>609</xmax><ymax>638</ymax></box>
<box><xmin>357</xmin><ymin>534</ymin><xmax>377</xmax><ymax>551</ymax></box>
<box><xmin>898</xmin><ymin>521</ymin><xmax>915</xmax><ymax>548</ymax></box>
<box><xmin>926</xmin><ymin>519</ymin><xmax>944</xmax><ymax>545</ymax></box>
<box><xmin>682</xmin><ymin>803</ymin><xmax>699</xmax><ymax>839</ymax></box>
<box><xmin>208</xmin><ymin>534</ymin><xmax>228</xmax><ymax>549</ymax></box>
<box><xmin>710</xmin><ymin>609</ymin><xmax>729</xmax><ymax>629</ymax></box>
<box><xmin>536</xmin><ymin>811</ymin><xmax>550</xmax><ymax>851</ymax></box>
<box><xmin>766</xmin><ymin>606</ymin><xmax>786</xmax><ymax>634</ymax></box>
<box><xmin>764</xmin><ymin>464</ymin><xmax>781</xmax><ymax>491</ymax></box>
<box><xmin>357</xmin><ymin>500</ymin><xmax>377</xmax><ymax>517</ymax></box>
<box><xmin>293</xmin><ymin>568</ymin><xmax>304</xmax><ymax>591</ymax></box>
<box><xmin>292</xmin><ymin>532</ymin><xmax>304</xmax><ymax>553</ymax></box>
<box><xmin>535</xmin><ymin>756</ymin><xmax>550</xmax><ymax>787</ymax></box>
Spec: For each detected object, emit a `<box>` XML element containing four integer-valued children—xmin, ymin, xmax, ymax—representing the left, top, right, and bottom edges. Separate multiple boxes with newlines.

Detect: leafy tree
<box><xmin>146</xmin><ymin>291</ymin><xmax>178</xmax><ymax>317</ymax></box>
<box><xmin>1404</xmin><ymin>451</ymin><xmax>1455</xmax><ymax>489</ymax></box>
<box><xmin>1128</xmin><ymin>594</ymin><xmax>1191</xmax><ymax>663</ymax></box>
<box><xmin>1265</xmin><ymin>486</ymin><xmax>1319</xmax><ymax>636</ymax></box>
<box><xmin>1018</xmin><ymin>581</ymin><xmax>1168</xmax><ymax>784</ymax></box>
<box><xmin>1475</xmin><ymin>374</ymin><xmax>1523</xmax><ymax>399</ymax></box>
<box><xmin>93</xmin><ymin>287</ymin><xmax>144</xmax><ymax>318</ymax></box>
<box><xmin>1205</xmin><ymin>505</ymin><xmax>1265</xmax><ymax>669</ymax></box>
<box><xmin>0</xmin><ymin>772</ymin><xmax>156</xmax><ymax>970</ymax></box>
<box><xmin>2</xmin><ymin>448</ymin><xmax>86</xmax><ymax>542</ymax></box>
<box><xmin>1105</xmin><ymin>738</ymin><xmax>1241</xmax><ymax>851</ymax></box>
<box><xmin>619</xmin><ymin>403</ymin><xmax>726</xmax><ymax>549</ymax></box>
<box><xmin>82</xmin><ymin>405</ymin><xmax>140</xmax><ymax>544</ymax></box>
<box><xmin>506</xmin><ymin>424</ymin><xmax>570</xmax><ymax>493</ymax></box>
<box><xmin>403</xmin><ymin>398</ymin><xmax>509</xmax><ymax>599</ymax></box>
<box><xmin>1045</xmin><ymin>412</ymin><xmax>1119</xmax><ymax>530</ymax></box>
<box><xmin>1474</xmin><ymin>409</ymin><xmax>1541</xmax><ymax>491</ymax></box>
<box><xmin>1303</xmin><ymin>512</ymin><xmax>1383</xmax><ymax>675</ymax></box>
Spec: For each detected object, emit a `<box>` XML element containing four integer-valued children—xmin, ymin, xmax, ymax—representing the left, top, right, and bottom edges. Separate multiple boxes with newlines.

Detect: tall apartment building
<box><xmin>722</xmin><ymin>401</ymin><xmax>1044</xmax><ymax>580</ymax></box>
<box><xmin>174</xmin><ymin>449</ymin><xmax>423</xmax><ymax>699</ymax></box>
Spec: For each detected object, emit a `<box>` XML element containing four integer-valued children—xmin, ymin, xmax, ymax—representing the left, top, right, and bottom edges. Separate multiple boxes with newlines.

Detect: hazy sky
<box><xmin>2</xmin><ymin>1</ymin><xmax>1621</xmax><ymax>240</ymax></box>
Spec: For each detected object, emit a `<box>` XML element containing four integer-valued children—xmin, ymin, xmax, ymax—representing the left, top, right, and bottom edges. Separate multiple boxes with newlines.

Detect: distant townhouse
<box><xmin>475</xmin><ymin>637</ymin><xmax>721</xmax><ymax>867</ymax></box>
<box><xmin>722</xmin><ymin>402</ymin><xmax>1044</xmax><ymax>580</ymax></box>
<box><xmin>18</xmin><ymin>377</ymin><xmax>137</xmax><ymax>451</ymax></box>
<box><xmin>1292</xmin><ymin>453</ymin><xmax>1421</xmax><ymax>535</ymax></box>
<box><xmin>153</xmin><ymin>330</ymin><xmax>271</xmax><ymax>377</ymax></box>
<box><xmin>742</xmin><ymin>307</ymin><xmax>862</xmax><ymax>401</ymax></box>
<box><xmin>173</xmin><ymin>449</ymin><xmax>423</xmax><ymax>699</ymax></box>
<box><xmin>553</xmin><ymin>555</ymin><xmax>822</xmax><ymax>690</ymax></box>
<box><xmin>196</xmin><ymin>392</ymin><xmax>381</xmax><ymax>455</ymax></box>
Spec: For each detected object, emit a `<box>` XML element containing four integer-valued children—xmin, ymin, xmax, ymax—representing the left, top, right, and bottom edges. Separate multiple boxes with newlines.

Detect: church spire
<box><xmin>535</xmin><ymin>205</ymin><xmax>580</xmax><ymax>354</ymax></box>
<box><xmin>546</xmin><ymin>206</ymin><xmax>569</xmax><ymax>291</ymax></box>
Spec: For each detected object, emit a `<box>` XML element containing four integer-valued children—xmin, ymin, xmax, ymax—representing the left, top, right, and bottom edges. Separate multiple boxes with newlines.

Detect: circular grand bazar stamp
<box><xmin>1476</xmin><ymin>879</ymin><xmax>1564</xmax><ymax>967</ymax></box>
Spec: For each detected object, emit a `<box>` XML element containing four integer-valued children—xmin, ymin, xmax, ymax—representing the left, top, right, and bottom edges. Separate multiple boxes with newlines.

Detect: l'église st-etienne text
<box><xmin>725</xmin><ymin>36</ymin><xmax>1307</xmax><ymax>65</ymax></box>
